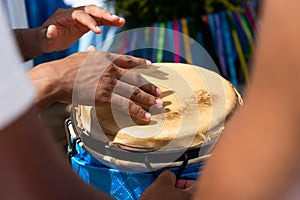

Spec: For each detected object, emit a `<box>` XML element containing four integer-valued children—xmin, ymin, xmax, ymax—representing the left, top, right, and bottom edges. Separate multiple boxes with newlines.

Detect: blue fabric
<box><xmin>70</xmin><ymin>142</ymin><xmax>202</xmax><ymax>200</ymax></box>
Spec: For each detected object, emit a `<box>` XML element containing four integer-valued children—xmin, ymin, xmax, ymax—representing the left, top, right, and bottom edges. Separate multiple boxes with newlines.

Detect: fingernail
<box><xmin>146</xmin><ymin>60</ymin><xmax>152</xmax><ymax>66</ymax></box>
<box><xmin>156</xmin><ymin>88</ymin><xmax>162</xmax><ymax>96</ymax></box>
<box><xmin>46</xmin><ymin>32</ymin><xmax>53</xmax><ymax>39</ymax></box>
<box><xmin>119</xmin><ymin>17</ymin><xmax>125</xmax><ymax>23</ymax></box>
<box><xmin>95</xmin><ymin>26</ymin><xmax>101</xmax><ymax>32</ymax></box>
<box><xmin>46</xmin><ymin>28</ymin><xmax>53</xmax><ymax>39</ymax></box>
<box><xmin>145</xmin><ymin>112</ymin><xmax>151</xmax><ymax>120</ymax></box>
<box><xmin>155</xmin><ymin>99</ymin><xmax>163</xmax><ymax>108</ymax></box>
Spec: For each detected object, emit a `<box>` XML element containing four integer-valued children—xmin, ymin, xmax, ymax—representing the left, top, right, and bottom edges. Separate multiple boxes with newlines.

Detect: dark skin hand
<box><xmin>140</xmin><ymin>171</ymin><xmax>196</xmax><ymax>200</ymax></box>
<box><xmin>14</xmin><ymin>5</ymin><xmax>125</xmax><ymax>61</ymax></box>
<box><xmin>14</xmin><ymin>4</ymin><xmax>163</xmax><ymax>121</ymax></box>
<box><xmin>28</xmin><ymin>50</ymin><xmax>163</xmax><ymax>121</ymax></box>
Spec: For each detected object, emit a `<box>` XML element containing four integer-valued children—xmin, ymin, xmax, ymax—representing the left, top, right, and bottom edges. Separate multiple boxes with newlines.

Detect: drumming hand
<box><xmin>41</xmin><ymin>5</ymin><xmax>125</xmax><ymax>53</ymax></box>
<box><xmin>139</xmin><ymin>171</ymin><xmax>196</xmax><ymax>200</ymax></box>
<box><xmin>28</xmin><ymin>50</ymin><xmax>162</xmax><ymax>121</ymax></box>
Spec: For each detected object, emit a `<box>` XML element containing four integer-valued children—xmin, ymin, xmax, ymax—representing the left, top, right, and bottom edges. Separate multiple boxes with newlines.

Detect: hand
<box><xmin>40</xmin><ymin>5</ymin><xmax>125</xmax><ymax>53</ymax></box>
<box><xmin>139</xmin><ymin>171</ymin><xmax>197</xmax><ymax>200</ymax></box>
<box><xmin>28</xmin><ymin>50</ymin><xmax>162</xmax><ymax>121</ymax></box>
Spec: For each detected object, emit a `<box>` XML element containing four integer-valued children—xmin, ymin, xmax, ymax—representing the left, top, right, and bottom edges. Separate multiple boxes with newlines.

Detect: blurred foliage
<box><xmin>107</xmin><ymin>0</ymin><xmax>245</xmax><ymax>27</ymax></box>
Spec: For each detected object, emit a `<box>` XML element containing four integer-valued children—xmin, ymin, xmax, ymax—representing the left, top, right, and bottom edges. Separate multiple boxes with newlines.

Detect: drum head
<box><xmin>70</xmin><ymin>63</ymin><xmax>242</xmax><ymax>170</ymax></box>
<box><xmin>74</xmin><ymin>63</ymin><xmax>241</xmax><ymax>152</ymax></box>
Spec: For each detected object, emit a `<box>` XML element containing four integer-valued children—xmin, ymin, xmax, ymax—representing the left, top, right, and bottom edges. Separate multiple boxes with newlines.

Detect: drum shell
<box><xmin>66</xmin><ymin>120</ymin><xmax>203</xmax><ymax>200</ymax></box>
<box><xmin>67</xmin><ymin>114</ymin><xmax>213</xmax><ymax>170</ymax></box>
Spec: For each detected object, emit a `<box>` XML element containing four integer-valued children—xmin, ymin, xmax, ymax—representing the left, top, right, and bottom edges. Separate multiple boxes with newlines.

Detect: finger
<box><xmin>72</xmin><ymin>10</ymin><xmax>102</xmax><ymax>34</ymax></box>
<box><xmin>83</xmin><ymin>5</ymin><xmax>125</xmax><ymax>27</ymax></box>
<box><xmin>114</xmin><ymin>81</ymin><xmax>163</xmax><ymax>108</ymax></box>
<box><xmin>176</xmin><ymin>179</ymin><xmax>197</xmax><ymax>190</ymax></box>
<box><xmin>101</xmin><ymin>59</ymin><xmax>161</xmax><ymax>97</ymax></box>
<box><xmin>112</xmin><ymin>66</ymin><xmax>161</xmax><ymax>97</ymax></box>
<box><xmin>155</xmin><ymin>171</ymin><xmax>177</xmax><ymax>186</ymax></box>
<box><xmin>107</xmin><ymin>53</ymin><xmax>152</xmax><ymax>69</ymax></box>
<box><xmin>87</xmin><ymin>45</ymin><xmax>96</xmax><ymax>52</ymax></box>
<box><xmin>96</xmin><ymin>52</ymin><xmax>161</xmax><ymax>97</ymax></box>
<box><xmin>117</xmin><ymin>69</ymin><xmax>161</xmax><ymax>97</ymax></box>
<box><xmin>111</xmin><ymin>93</ymin><xmax>151</xmax><ymax>121</ymax></box>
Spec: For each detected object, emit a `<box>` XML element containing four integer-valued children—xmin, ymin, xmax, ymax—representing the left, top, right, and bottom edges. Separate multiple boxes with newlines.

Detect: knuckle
<box><xmin>124</xmin><ymin>55</ymin><xmax>133</xmax><ymax>64</ymax></box>
<box><xmin>129</xmin><ymin>103</ymin><xmax>144</xmax><ymax>116</ymax></box>
<box><xmin>118</xmin><ymin>99</ymin><xmax>129</xmax><ymax>110</ymax></box>
<box><xmin>84</xmin><ymin>4</ymin><xmax>98</xmax><ymax>13</ymax></box>
<box><xmin>147</xmin><ymin>95</ymin><xmax>155</xmax><ymax>105</ymax></box>
<box><xmin>107</xmin><ymin>65</ymin><xmax>122</xmax><ymax>77</ymax></box>
<box><xmin>87</xmin><ymin>4</ymin><xmax>97</xmax><ymax>8</ymax></box>
<box><xmin>131</xmin><ymin>86</ymin><xmax>141</xmax><ymax>98</ymax></box>
<box><xmin>96</xmin><ymin>91</ymin><xmax>111</xmax><ymax>105</ymax></box>
<box><xmin>71</xmin><ymin>10</ymin><xmax>81</xmax><ymax>18</ymax></box>
<box><xmin>158</xmin><ymin>171</ymin><xmax>175</xmax><ymax>184</ymax></box>
<box><xmin>104</xmin><ymin>64</ymin><xmax>115</xmax><ymax>73</ymax></box>
<box><xmin>102</xmin><ymin>76</ymin><xmax>117</xmax><ymax>85</ymax></box>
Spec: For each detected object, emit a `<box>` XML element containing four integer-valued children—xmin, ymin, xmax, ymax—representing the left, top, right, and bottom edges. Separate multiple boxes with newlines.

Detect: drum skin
<box><xmin>75</xmin><ymin>63</ymin><xmax>242</xmax><ymax>152</ymax></box>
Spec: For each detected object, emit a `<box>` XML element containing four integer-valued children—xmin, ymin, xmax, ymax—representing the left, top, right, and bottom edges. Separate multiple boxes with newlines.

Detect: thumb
<box><xmin>46</xmin><ymin>25</ymin><xmax>58</xmax><ymax>39</ymax></box>
<box><xmin>155</xmin><ymin>170</ymin><xmax>177</xmax><ymax>186</ymax></box>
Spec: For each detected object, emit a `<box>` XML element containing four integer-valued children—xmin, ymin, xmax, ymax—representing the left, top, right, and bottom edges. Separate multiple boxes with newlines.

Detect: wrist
<box><xmin>14</xmin><ymin>28</ymin><xmax>44</xmax><ymax>61</ymax></box>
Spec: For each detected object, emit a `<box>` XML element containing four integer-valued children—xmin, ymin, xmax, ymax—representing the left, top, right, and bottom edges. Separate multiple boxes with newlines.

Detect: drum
<box><xmin>65</xmin><ymin>63</ymin><xmax>242</xmax><ymax>200</ymax></box>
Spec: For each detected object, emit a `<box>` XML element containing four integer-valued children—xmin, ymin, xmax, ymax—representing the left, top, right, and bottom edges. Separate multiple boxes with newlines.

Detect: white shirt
<box><xmin>0</xmin><ymin>2</ymin><xmax>35</xmax><ymax>130</ymax></box>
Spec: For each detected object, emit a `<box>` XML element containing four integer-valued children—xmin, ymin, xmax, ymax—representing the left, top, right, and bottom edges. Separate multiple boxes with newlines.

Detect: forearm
<box><xmin>194</xmin><ymin>92</ymin><xmax>300</xmax><ymax>200</ymax></box>
<box><xmin>0</xmin><ymin>106</ymin><xmax>112</xmax><ymax>199</ymax></box>
<box><xmin>14</xmin><ymin>28</ymin><xmax>44</xmax><ymax>61</ymax></box>
<box><xmin>28</xmin><ymin>61</ymin><xmax>60</xmax><ymax>110</ymax></box>
<box><xmin>194</xmin><ymin>1</ymin><xmax>300</xmax><ymax>199</ymax></box>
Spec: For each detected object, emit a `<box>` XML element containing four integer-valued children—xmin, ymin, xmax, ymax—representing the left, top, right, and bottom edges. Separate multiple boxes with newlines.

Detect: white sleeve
<box><xmin>0</xmin><ymin>3</ymin><xmax>35</xmax><ymax>130</ymax></box>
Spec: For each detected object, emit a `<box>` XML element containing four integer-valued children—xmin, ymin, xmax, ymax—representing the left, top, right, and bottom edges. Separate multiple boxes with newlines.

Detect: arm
<box><xmin>14</xmin><ymin>5</ymin><xmax>125</xmax><ymax>61</ymax></box>
<box><xmin>194</xmin><ymin>1</ymin><xmax>300</xmax><ymax>199</ymax></box>
<box><xmin>0</xmin><ymin>105</ymin><xmax>113</xmax><ymax>200</ymax></box>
